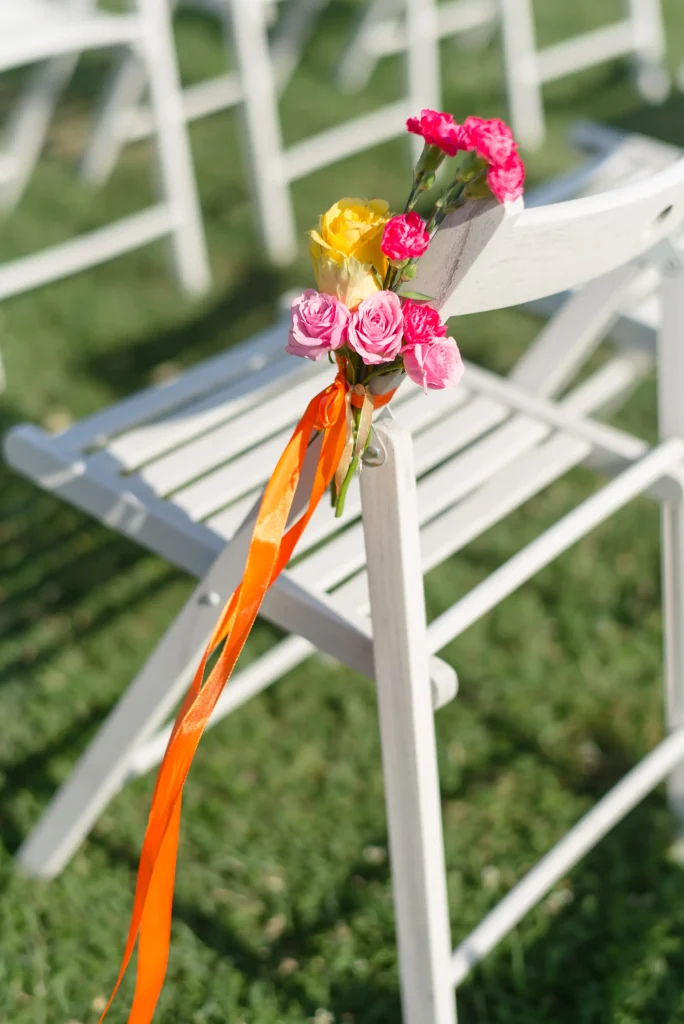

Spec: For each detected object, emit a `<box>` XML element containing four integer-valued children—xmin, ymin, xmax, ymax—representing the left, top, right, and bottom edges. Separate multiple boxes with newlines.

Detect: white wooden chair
<box><xmin>79</xmin><ymin>0</ymin><xmax>329</xmax><ymax>190</ymax></box>
<box><xmin>0</xmin><ymin>0</ymin><xmax>210</xmax><ymax>301</ymax></box>
<box><xmin>338</xmin><ymin>0</ymin><xmax>669</xmax><ymax>149</ymax></box>
<box><xmin>6</xmin><ymin>142</ymin><xmax>684</xmax><ymax>1021</ymax></box>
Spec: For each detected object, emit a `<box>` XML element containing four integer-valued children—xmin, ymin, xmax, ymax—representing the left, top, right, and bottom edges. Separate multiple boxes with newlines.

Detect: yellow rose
<box><xmin>308</xmin><ymin>198</ymin><xmax>390</xmax><ymax>309</ymax></box>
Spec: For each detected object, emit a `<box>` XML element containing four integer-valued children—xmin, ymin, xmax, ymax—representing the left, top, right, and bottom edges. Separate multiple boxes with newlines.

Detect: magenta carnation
<box><xmin>286</xmin><ymin>289</ymin><xmax>350</xmax><ymax>361</ymax></box>
<box><xmin>381</xmin><ymin>213</ymin><xmax>431</xmax><ymax>261</ymax></box>
<box><xmin>402</xmin><ymin>336</ymin><xmax>464</xmax><ymax>391</ymax></box>
<box><xmin>401</xmin><ymin>300</ymin><xmax>447</xmax><ymax>346</ymax></box>
<box><xmin>487</xmin><ymin>153</ymin><xmax>525</xmax><ymax>204</ymax></box>
<box><xmin>463</xmin><ymin>116</ymin><xmax>517</xmax><ymax>167</ymax></box>
<box><xmin>406</xmin><ymin>109</ymin><xmax>470</xmax><ymax>157</ymax></box>
<box><xmin>348</xmin><ymin>291</ymin><xmax>404</xmax><ymax>365</ymax></box>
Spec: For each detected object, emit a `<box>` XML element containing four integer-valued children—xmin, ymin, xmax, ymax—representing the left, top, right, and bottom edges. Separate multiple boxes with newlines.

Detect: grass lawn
<box><xmin>3</xmin><ymin>2</ymin><xmax>684</xmax><ymax>1021</ymax></box>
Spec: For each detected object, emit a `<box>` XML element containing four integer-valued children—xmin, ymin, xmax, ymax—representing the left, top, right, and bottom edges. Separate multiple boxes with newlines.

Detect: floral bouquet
<box><xmin>286</xmin><ymin>108</ymin><xmax>524</xmax><ymax>515</ymax></box>
<box><xmin>99</xmin><ymin>110</ymin><xmax>524</xmax><ymax>1024</ymax></box>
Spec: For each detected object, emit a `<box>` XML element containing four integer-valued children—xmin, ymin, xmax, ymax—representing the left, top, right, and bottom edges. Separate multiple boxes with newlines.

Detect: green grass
<box><xmin>3</xmin><ymin>3</ymin><xmax>684</xmax><ymax>1021</ymax></box>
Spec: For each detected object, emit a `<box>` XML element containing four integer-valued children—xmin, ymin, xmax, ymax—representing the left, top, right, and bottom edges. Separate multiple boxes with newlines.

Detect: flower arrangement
<box><xmin>286</xmin><ymin>108</ymin><xmax>524</xmax><ymax>515</ymax></box>
<box><xmin>99</xmin><ymin>110</ymin><xmax>523</xmax><ymax>1024</ymax></box>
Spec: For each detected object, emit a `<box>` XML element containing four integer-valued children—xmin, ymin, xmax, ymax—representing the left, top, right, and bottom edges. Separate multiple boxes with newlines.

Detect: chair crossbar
<box><xmin>450</xmin><ymin>727</ymin><xmax>684</xmax><ymax>987</ymax></box>
<box><xmin>364</xmin><ymin>0</ymin><xmax>496</xmax><ymax>59</ymax></box>
<box><xmin>281</xmin><ymin>101</ymin><xmax>412</xmax><ymax>182</ymax></box>
<box><xmin>0</xmin><ymin>204</ymin><xmax>173</xmax><ymax>303</ymax></box>
<box><xmin>428</xmin><ymin>438</ymin><xmax>684</xmax><ymax>653</ymax></box>
<box><xmin>0</xmin><ymin>14</ymin><xmax>142</xmax><ymax>72</ymax></box>
<box><xmin>536</xmin><ymin>22</ymin><xmax>636</xmax><ymax>85</ymax></box>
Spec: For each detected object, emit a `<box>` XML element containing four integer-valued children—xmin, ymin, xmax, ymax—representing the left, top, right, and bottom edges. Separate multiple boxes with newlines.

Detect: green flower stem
<box><xmin>334</xmin><ymin>406</ymin><xmax>365</xmax><ymax>518</ymax></box>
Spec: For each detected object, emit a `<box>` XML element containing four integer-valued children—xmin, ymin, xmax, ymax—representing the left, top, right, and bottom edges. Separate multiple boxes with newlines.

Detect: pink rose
<box><xmin>406</xmin><ymin>109</ymin><xmax>470</xmax><ymax>157</ymax></box>
<box><xmin>286</xmin><ymin>289</ymin><xmax>351</xmax><ymax>361</ymax></box>
<box><xmin>402</xmin><ymin>299</ymin><xmax>447</xmax><ymax>346</ymax></box>
<box><xmin>463</xmin><ymin>116</ymin><xmax>517</xmax><ymax>167</ymax></box>
<box><xmin>348</xmin><ymin>291</ymin><xmax>404</xmax><ymax>365</ymax></box>
<box><xmin>402</xmin><ymin>337</ymin><xmax>464</xmax><ymax>391</ymax></box>
<box><xmin>381</xmin><ymin>213</ymin><xmax>431</xmax><ymax>261</ymax></box>
<box><xmin>487</xmin><ymin>153</ymin><xmax>525</xmax><ymax>204</ymax></box>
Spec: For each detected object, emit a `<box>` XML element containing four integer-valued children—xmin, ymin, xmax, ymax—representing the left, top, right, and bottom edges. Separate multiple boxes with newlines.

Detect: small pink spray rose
<box><xmin>401</xmin><ymin>299</ymin><xmax>448</xmax><ymax>346</ymax></box>
<box><xmin>381</xmin><ymin>213</ymin><xmax>431</xmax><ymax>262</ymax></box>
<box><xmin>402</xmin><ymin>336</ymin><xmax>464</xmax><ymax>391</ymax></box>
<box><xmin>286</xmin><ymin>289</ymin><xmax>351</xmax><ymax>360</ymax></box>
<box><xmin>463</xmin><ymin>116</ymin><xmax>517</xmax><ymax>167</ymax></box>
<box><xmin>406</xmin><ymin>109</ymin><xmax>470</xmax><ymax>157</ymax></box>
<box><xmin>348</xmin><ymin>291</ymin><xmax>404</xmax><ymax>365</ymax></box>
<box><xmin>487</xmin><ymin>153</ymin><xmax>525</xmax><ymax>204</ymax></box>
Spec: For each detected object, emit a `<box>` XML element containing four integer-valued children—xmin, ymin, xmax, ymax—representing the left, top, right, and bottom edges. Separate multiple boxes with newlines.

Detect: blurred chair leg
<box><xmin>499</xmin><ymin>0</ymin><xmax>545</xmax><ymax>150</ymax></box>
<box><xmin>230</xmin><ymin>0</ymin><xmax>297</xmax><ymax>265</ymax></box>
<box><xmin>657</xmin><ymin>257</ymin><xmax>684</xmax><ymax>840</ymax></box>
<box><xmin>336</xmin><ymin>0</ymin><xmax>399</xmax><ymax>93</ymax></box>
<box><xmin>141</xmin><ymin>0</ymin><xmax>211</xmax><ymax>293</ymax></box>
<box><xmin>79</xmin><ymin>47</ymin><xmax>149</xmax><ymax>186</ymax></box>
<box><xmin>627</xmin><ymin>0</ymin><xmax>670</xmax><ymax>104</ymax></box>
<box><xmin>0</xmin><ymin>57</ymin><xmax>78</xmax><ymax>211</ymax></box>
<box><xmin>406</xmin><ymin>0</ymin><xmax>441</xmax><ymax>162</ymax></box>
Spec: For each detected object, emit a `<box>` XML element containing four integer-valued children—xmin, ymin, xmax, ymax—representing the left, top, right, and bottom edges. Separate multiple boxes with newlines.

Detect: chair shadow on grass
<box><xmin>76</xmin><ymin>263</ymin><xmax>286</xmax><ymax>401</ymax></box>
<box><xmin>77</xmin><ymin>694</ymin><xmax>684</xmax><ymax>1024</ymax></box>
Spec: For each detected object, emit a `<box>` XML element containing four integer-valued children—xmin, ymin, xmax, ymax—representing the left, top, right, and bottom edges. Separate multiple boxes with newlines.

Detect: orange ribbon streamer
<box><xmin>100</xmin><ymin>370</ymin><xmax>393</xmax><ymax>1024</ymax></box>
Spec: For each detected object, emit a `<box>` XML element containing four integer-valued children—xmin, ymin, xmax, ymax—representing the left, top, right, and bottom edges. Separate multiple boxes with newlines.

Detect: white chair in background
<box><xmin>0</xmin><ymin>0</ymin><xmax>210</xmax><ymax>301</ymax></box>
<box><xmin>6</xmin><ymin>138</ymin><xmax>684</xmax><ymax>1021</ymax></box>
<box><xmin>338</xmin><ymin>0</ymin><xmax>669</xmax><ymax>149</ymax></box>
<box><xmin>80</xmin><ymin>0</ymin><xmax>329</xmax><ymax>190</ymax></box>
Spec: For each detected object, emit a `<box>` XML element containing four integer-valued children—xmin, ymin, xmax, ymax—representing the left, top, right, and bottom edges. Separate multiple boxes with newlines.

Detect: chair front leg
<box><xmin>361</xmin><ymin>418</ymin><xmax>456</xmax><ymax>1024</ymax></box>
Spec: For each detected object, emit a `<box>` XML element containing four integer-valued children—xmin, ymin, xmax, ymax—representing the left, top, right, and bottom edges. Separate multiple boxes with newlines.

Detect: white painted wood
<box><xmin>657</xmin><ymin>252</ymin><xmax>684</xmax><ymax>830</ymax></box>
<box><xmin>0</xmin><ymin>0</ymin><xmax>210</xmax><ymax>312</ymax></box>
<box><xmin>498</xmin><ymin>0</ymin><xmax>545</xmax><ymax>149</ymax></box>
<box><xmin>414</xmin><ymin>159</ymin><xmax>684</xmax><ymax>317</ymax></box>
<box><xmin>428</xmin><ymin>439</ymin><xmax>684</xmax><ymax>653</ymax></box>
<box><xmin>0</xmin><ymin>55</ymin><xmax>78</xmax><ymax>211</ymax></box>
<box><xmin>361</xmin><ymin>416</ymin><xmax>456</xmax><ymax>1024</ymax></box>
<box><xmin>536</xmin><ymin>22</ymin><xmax>636</xmax><ymax>84</ymax></box>
<box><xmin>451</xmin><ymin>729</ymin><xmax>684</xmax><ymax>987</ymax></box>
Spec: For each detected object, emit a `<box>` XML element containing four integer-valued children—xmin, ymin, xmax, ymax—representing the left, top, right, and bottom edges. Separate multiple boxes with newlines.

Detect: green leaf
<box><xmin>400</xmin><ymin>289</ymin><xmax>435</xmax><ymax>302</ymax></box>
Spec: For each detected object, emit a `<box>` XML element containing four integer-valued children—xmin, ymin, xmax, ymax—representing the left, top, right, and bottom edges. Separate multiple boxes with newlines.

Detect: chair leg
<box><xmin>80</xmin><ymin>48</ymin><xmax>149</xmax><ymax>186</ymax></box>
<box><xmin>626</xmin><ymin>0</ymin><xmax>670</xmax><ymax>104</ymax></box>
<box><xmin>229</xmin><ymin>0</ymin><xmax>298</xmax><ymax>265</ymax></box>
<box><xmin>361</xmin><ymin>418</ymin><xmax>456</xmax><ymax>1024</ymax></box>
<box><xmin>0</xmin><ymin>57</ymin><xmax>78</xmax><ymax>211</ymax></box>
<box><xmin>658</xmin><ymin>261</ymin><xmax>684</xmax><ymax>835</ymax></box>
<box><xmin>139</xmin><ymin>0</ymin><xmax>211</xmax><ymax>294</ymax></box>
<box><xmin>499</xmin><ymin>0</ymin><xmax>545</xmax><ymax>150</ymax></box>
<box><xmin>336</xmin><ymin>0</ymin><xmax>399</xmax><ymax>93</ymax></box>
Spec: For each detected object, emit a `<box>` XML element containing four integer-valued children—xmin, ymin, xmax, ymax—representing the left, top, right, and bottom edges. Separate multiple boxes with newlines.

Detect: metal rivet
<box><xmin>199</xmin><ymin>591</ymin><xmax>221</xmax><ymax>607</ymax></box>
<box><xmin>362</xmin><ymin>444</ymin><xmax>385</xmax><ymax>467</ymax></box>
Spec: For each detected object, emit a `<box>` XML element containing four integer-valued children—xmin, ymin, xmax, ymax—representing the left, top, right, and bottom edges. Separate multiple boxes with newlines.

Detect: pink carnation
<box><xmin>402</xmin><ymin>300</ymin><xmax>447</xmax><ymax>346</ymax></box>
<box><xmin>487</xmin><ymin>153</ymin><xmax>525</xmax><ymax>204</ymax></box>
<box><xmin>348</xmin><ymin>291</ymin><xmax>404</xmax><ymax>365</ymax></box>
<box><xmin>463</xmin><ymin>116</ymin><xmax>517</xmax><ymax>167</ymax></box>
<box><xmin>381</xmin><ymin>213</ymin><xmax>431</xmax><ymax>261</ymax></box>
<box><xmin>286</xmin><ymin>289</ymin><xmax>350</xmax><ymax>361</ymax></box>
<box><xmin>406</xmin><ymin>109</ymin><xmax>470</xmax><ymax>157</ymax></box>
<box><xmin>402</xmin><ymin>336</ymin><xmax>464</xmax><ymax>391</ymax></box>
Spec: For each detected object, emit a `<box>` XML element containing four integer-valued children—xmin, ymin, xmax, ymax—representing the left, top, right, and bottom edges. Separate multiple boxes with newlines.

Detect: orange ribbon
<box><xmin>100</xmin><ymin>370</ymin><xmax>393</xmax><ymax>1024</ymax></box>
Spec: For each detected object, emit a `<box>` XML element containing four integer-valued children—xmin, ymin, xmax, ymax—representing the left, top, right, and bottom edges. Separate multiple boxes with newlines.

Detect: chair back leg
<box><xmin>658</xmin><ymin>253</ymin><xmax>684</xmax><ymax>830</ymax></box>
<box><xmin>229</xmin><ymin>0</ymin><xmax>298</xmax><ymax>265</ymax></box>
<box><xmin>498</xmin><ymin>0</ymin><xmax>545</xmax><ymax>149</ymax></box>
<box><xmin>361</xmin><ymin>417</ymin><xmax>456</xmax><ymax>1024</ymax></box>
<box><xmin>627</xmin><ymin>0</ymin><xmax>669</xmax><ymax>103</ymax></box>
<box><xmin>0</xmin><ymin>56</ymin><xmax>78</xmax><ymax>211</ymax></box>
<box><xmin>139</xmin><ymin>0</ymin><xmax>211</xmax><ymax>293</ymax></box>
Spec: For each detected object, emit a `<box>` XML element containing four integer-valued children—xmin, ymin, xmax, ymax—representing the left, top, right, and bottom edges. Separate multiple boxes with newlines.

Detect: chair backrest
<box><xmin>414</xmin><ymin>159</ymin><xmax>684</xmax><ymax>316</ymax></box>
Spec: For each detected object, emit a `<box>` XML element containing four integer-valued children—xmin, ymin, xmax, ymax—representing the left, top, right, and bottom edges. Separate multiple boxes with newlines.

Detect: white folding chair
<box><xmin>0</xmin><ymin>0</ymin><xmax>210</xmax><ymax>301</ymax></box>
<box><xmin>79</xmin><ymin>0</ymin><xmax>329</xmax><ymax>189</ymax></box>
<box><xmin>80</xmin><ymin>0</ymin><xmax>439</xmax><ymax>266</ymax></box>
<box><xmin>6</xmin><ymin>142</ymin><xmax>684</xmax><ymax>1022</ymax></box>
<box><xmin>338</xmin><ymin>0</ymin><xmax>669</xmax><ymax>149</ymax></box>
